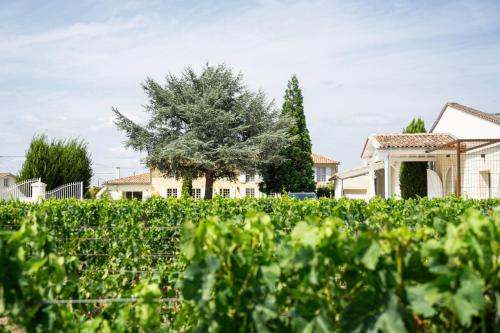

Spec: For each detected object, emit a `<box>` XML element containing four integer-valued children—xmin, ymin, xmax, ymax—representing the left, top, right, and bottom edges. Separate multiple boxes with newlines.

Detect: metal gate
<box><xmin>45</xmin><ymin>181</ymin><xmax>84</xmax><ymax>200</ymax></box>
<box><xmin>0</xmin><ymin>178</ymin><xmax>40</xmax><ymax>201</ymax></box>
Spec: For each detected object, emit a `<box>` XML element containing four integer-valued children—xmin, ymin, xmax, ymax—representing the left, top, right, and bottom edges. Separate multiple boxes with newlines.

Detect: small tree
<box><xmin>181</xmin><ymin>176</ymin><xmax>193</xmax><ymax>198</ymax></box>
<box><xmin>18</xmin><ymin>135</ymin><xmax>93</xmax><ymax>191</ymax></box>
<box><xmin>113</xmin><ymin>64</ymin><xmax>290</xmax><ymax>199</ymax></box>
<box><xmin>260</xmin><ymin>75</ymin><xmax>315</xmax><ymax>194</ymax></box>
<box><xmin>400</xmin><ymin>118</ymin><xmax>427</xmax><ymax>199</ymax></box>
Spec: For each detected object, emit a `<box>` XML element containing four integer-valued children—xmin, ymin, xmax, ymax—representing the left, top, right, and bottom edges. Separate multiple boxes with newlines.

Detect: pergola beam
<box><xmin>463</xmin><ymin>139</ymin><xmax>500</xmax><ymax>152</ymax></box>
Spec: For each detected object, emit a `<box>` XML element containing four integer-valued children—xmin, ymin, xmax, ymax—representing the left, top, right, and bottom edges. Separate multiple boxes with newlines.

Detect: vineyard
<box><xmin>0</xmin><ymin>197</ymin><xmax>499</xmax><ymax>332</ymax></box>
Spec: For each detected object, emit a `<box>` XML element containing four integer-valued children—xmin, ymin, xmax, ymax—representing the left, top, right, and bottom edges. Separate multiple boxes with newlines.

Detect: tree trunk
<box><xmin>204</xmin><ymin>171</ymin><xmax>214</xmax><ymax>200</ymax></box>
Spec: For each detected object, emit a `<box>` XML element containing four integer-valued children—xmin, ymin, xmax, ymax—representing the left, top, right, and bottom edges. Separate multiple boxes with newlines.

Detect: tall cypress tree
<box><xmin>18</xmin><ymin>134</ymin><xmax>93</xmax><ymax>191</ymax></box>
<box><xmin>400</xmin><ymin>118</ymin><xmax>427</xmax><ymax>199</ymax></box>
<box><xmin>261</xmin><ymin>75</ymin><xmax>315</xmax><ymax>193</ymax></box>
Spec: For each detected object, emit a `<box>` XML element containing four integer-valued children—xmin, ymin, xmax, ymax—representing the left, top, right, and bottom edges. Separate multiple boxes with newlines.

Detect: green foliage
<box><xmin>0</xmin><ymin>197</ymin><xmax>499</xmax><ymax>332</ymax></box>
<box><xmin>113</xmin><ymin>64</ymin><xmax>291</xmax><ymax>199</ymax></box>
<box><xmin>316</xmin><ymin>184</ymin><xmax>334</xmax><ymax>198</ymax></box>
<box><xmin>261</xmin><ymin>75</ymin><xmax>315</xmax><ymax>194</ymax></box>
<box><xmin>181</xmin><ymin>176</ymin><xmax>193</xmax><ymax>198</ymax></box>
<box><xmin>178</xmin><ymin>202</ymin><xmax>499</xmax><ymax>332</ymax></box>
<box><xmin>18</xmin><ymin>134</ymin><xmax>93</xmax><ymax>191</ymax></box>
<box><xmin>85</xmin><ymin>186</ymin><xmax>102</xmax><ymax>199</ymax></box>
<box><xmin>400</xmin><ymin>118</ymin><xmax>427</xmax><ymax>199</ymax></box>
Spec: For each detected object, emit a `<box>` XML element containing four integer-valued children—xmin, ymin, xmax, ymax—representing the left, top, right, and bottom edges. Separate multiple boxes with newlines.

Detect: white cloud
<box><xmin>1</xmin><ymin>0</ymin><xmax>499</xmax><ymax>178</ymax></box>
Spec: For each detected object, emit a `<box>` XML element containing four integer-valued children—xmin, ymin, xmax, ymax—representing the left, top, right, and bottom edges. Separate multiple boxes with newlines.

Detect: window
<box><xmin>166</xmin><ymin>188</ymin><xmax>178</xmax><ymax>198</ymax></box>
<box><xmin>219</xmin><ymin>188</ymin><xmax>230</xmax><ymax>198</ymax></box>
<box><xmin>3</xmin><ymin>178</ymin><xmax>8</xmax><ymax>187</ymax></box>
<box><xmin>316</xmin><ymin>167</ymin><xmax>327</xmax><ymax>182</ymax></box>
<box><xmin>125</xmin><ymin>191</ymin><xmax>143</xmax><ymax>200</ymax></box>
<box><xmin>245</xmin><ymin>188</ymin><xmax>255</xmax><ymax>197</ymax></box>
<box><xmin>192</xmin><ymin>188</ymin><xmax>201</xmax><ymax>199</ymax></box>
<box><xmin>480</xmin><ymin>171</ymin><xmax>491</xmax><ymax>199</ymax></box>
<box><xmin>245</xmin><ymin>173</ymin><xmax>255</xmax><ymax>183</ymax></box>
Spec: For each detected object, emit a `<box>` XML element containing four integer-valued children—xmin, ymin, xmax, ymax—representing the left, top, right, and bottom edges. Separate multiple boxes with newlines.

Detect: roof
<box><xmin>311</xmin><ymin>152</ymin><xmax>339</xmax><ymax>165</ymax></box>
<box><xmin>334</xmin><ymin>161</ymin><xmax>384</xmax><ymax>180</ymax></box>
<box><xmin>0</xmin><ymin>172</ymin><xmax>16</xmax><ymax>178</ymax></box>
<box><xmin>430</xmin><ymin>102</ymin><xmax>500</xmax><ymax>132</ymax></box>
<box><xmin>360</xmin><ymin>133</ymin><xmax>455</xmax><ymax>158</ymax></box>
<box><xmin>104</xmin><ymin>172</ymin><xmax>151</xmax><ymax>185</ymax></box>
<box><xmin>370</xmin><ymin>133</ymin><xmax>455</xmax><ymax>149</ymax></box>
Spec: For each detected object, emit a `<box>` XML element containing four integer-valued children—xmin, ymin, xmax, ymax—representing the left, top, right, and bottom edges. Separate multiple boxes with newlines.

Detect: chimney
<box><xmin>115</xmin><ymin>167</ymin><xmax>121</xmax><ymax>179</ymax></box>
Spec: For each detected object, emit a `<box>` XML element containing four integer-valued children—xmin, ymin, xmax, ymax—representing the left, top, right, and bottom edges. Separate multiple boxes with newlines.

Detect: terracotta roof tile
<box><xmin>371</xmin><ymin>133</ymin><xmax>455</xmax><ymax>149</ymax></box>
<box><xmin>0</xmin><ymin>172</ymin><xmax>15</xmax><ymax>178</ymax></box>
<box><xmin>311</xmin><ymin>152</ymin><xmax>339</xmax><ymax>164</ymax></box>
<box><xmin>104</xmin><ymin>172</ymin><xmax>151</xmax><ymax>185</ymax></box>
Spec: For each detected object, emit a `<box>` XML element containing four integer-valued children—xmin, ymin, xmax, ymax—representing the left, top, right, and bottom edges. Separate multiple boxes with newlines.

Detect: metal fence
<box><xmin>428</xmin><ymin>139</ymin><xmax>500</xmax><ymax>198</ymax></box>
<box><xmin>0</xmin><ymin>178</ymin><xmax>40</xmax><ymax>201</ymax></box>
<box><xmin>46</xmin><ymin>181</ymin><xmax>84</xmax><ymax>200</ymax></box>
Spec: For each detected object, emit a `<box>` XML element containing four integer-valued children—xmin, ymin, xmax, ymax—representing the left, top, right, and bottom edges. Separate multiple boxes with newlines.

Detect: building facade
<box><xmin>334</xmin><ymin>103</ymin><xmax>500</xmax><ymax>200</ymax></box>
<box><xmin>102</xmin><ymin>153</ymin><xmax>338</xmax><ymax>200</ymax></box>
<box><xmin>0</xmin><ymin>172</ymin><xmax>16</xmax><ymax>191</ymax></box>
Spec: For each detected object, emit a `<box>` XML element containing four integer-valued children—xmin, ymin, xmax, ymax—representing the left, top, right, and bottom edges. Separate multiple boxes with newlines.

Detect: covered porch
<box><xmin>359</xmin><ymin>133</ymin><xmax>456</xmax><ymax>199</ymax></box>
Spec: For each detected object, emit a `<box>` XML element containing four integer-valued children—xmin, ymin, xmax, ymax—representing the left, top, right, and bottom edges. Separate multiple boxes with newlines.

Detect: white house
<box><xmin>335</xmin><ymin>102</ymin><xmax>500</xmax><ymax>199</ymax></box>
<box><xmin>99</xmin><ymin>152</ymin><xmax>339</xmax><ymax>200</ymax></box>
<box><xmin>0</xmin><ymin>172</ymin><xmax>16</xmax><ymax>191</ymax></box>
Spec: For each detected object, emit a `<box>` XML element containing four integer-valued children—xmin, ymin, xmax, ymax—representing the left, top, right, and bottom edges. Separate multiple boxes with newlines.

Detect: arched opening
<box><xmin>444</xmin><ymin>167</ymin><xmax>454</xmax><ymax>196</ymax></box>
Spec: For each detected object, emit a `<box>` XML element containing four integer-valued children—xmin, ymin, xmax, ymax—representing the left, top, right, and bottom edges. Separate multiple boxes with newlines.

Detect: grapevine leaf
<box><xmin>361</xmin><ymin>241</ymin><xmax>381</xmax><ymax>270</ymax></box>
<box><xmin>406</xmin><ymin>284</ymin><xmax>436</xmax><ymax>317</ymax></box>
<box><xmin>448</xmin><ymin>271</ymin><xmax>485</xmax><ymax>326</ymax></box>
<box><xmin>261</xmin><ymin>264</ymin><xmax>280</xmax><ymax>289</ymax></box>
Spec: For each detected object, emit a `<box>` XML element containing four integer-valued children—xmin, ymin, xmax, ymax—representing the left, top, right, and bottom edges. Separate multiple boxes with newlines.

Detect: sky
<box><xmin>1</xmin><ymin>0</ymin><xmax>500</xmax><ymax>185</ymax></box>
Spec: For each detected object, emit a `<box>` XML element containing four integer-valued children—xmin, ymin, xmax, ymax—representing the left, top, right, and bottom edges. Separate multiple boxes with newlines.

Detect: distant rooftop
<box><xmin>312</xmin><ymin>152</ymin><xmax>339</xmax><ymax>164</ymax></box>
<box><xmin>103</xmin><ymin>172</ymin><xmax>151</xmax><ymax>185</ymax></box>
<box><xmin>0</xmin><ymin>172</ymin><xmax>16</xmax><ymax>178</ymax></box>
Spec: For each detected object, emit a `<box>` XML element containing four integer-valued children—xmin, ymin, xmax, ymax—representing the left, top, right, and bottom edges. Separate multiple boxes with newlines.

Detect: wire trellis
<box><xmin>39</xmin><ymin>297</ymin><xmax>179</xmax><ymax>305</ymax></box>
<box><xmin>428</xmin><ymin>139</ymin><xmax>500</xmax><ymax>198</ymax></box>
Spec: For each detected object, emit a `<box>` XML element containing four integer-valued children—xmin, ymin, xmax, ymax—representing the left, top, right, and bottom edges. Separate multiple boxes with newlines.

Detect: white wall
<box><xmin>335</xmin><ymin>175</ymin><xmax>369</xmax><ymax>200</ymax></box>
<box><xmin>462</xmin><ymin>144</ymin><xmax>500</xmax><ymax>198</ymax></box>
<box><xmin>1</xmin><ymin>175</ymin><xmax>17</xmax><ymax>190</ymax></box>
<box><xmin>106</xmin><ymin>184</ymin><xmax>150</xmax><ymax>200</ymax></box>
<box><xmin>432</xmin><ymin>106</ymin><xmax>500</xmax><ymax>139</ymax></box>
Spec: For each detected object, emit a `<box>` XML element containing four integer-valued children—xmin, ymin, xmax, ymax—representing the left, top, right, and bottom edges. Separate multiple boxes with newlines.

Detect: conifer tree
<box><xmin>400</xmin><ymin>118</ymin><xmax>427</xmax><ymax>199</ymax></box>
<box><xmin>113</xmin><ymin>64</ymin><xmax>290</xmax><ymax>199</ymax></box>
<box><xmin>18</xmin><ymin>134</ymin><xmax>92</xmax><ymax>191</ymax></box>
<box><xmin>261</xmin><ymin>75</ymin><xmax>315</xmax><ymax>193</ymax></box>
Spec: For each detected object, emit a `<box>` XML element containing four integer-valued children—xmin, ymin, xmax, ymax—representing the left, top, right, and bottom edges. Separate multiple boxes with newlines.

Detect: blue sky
<box><xmin>1</xmin><ymin>0</ymin><xmax>500</xmax><ymax>184</ymax></box>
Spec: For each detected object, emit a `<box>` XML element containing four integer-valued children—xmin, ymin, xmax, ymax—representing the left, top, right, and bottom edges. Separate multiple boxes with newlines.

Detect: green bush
<box><xmin>316</xmin><ymin>185</ymin><xmax>334</xmax><ymax>198</ymax></box>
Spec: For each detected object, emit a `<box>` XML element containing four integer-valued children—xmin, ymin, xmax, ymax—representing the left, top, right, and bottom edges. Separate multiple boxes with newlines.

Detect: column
<box><xmin>367</xmin><ymin>164</ymin><xmax>376</xmax><ymax>199</ymax></box>
<box><xmin>393</xmin><ymin>161</ymin><xmax>401</xmax><ymax>198</ymax></box>
<box><xmin>31</xmin><ymin>181</ymin><xmax>47</xmax><ymax>202</ymax></box>
<box><xmin>384</xmin><ymin>152</ymin><xmax>391</xmax><ymax>199</ymax></box>
<box><xmin>335</xmin><ymin>178</ymin><xmax>343</xmax><ymax>199</ymax></box>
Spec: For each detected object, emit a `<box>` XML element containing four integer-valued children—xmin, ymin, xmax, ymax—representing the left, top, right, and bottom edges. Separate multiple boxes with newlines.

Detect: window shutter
<box><xmin>239</xmin><ymin>172</ymin><xmax>246</xmax><ymax>183</ymax></box>
<box><xmin>313</xmin><ymin>167</ymin><xmax>317</xmax><ymax>181</ymax></box>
